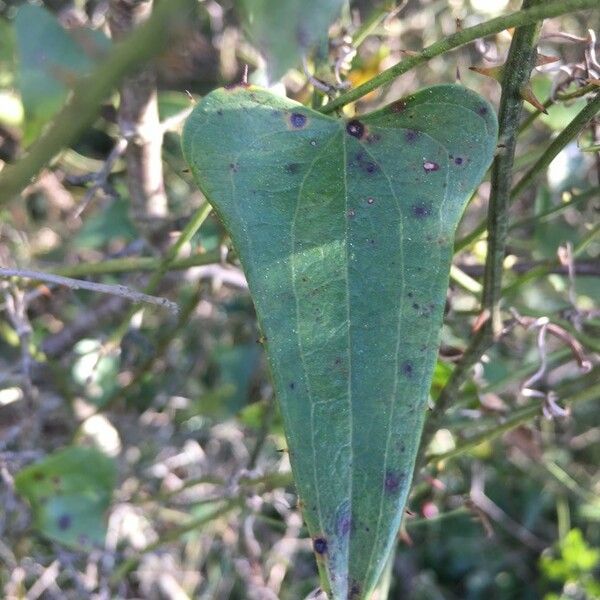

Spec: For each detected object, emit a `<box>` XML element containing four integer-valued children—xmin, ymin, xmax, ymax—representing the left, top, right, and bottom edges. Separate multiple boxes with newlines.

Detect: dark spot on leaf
<box><xmin>229</xmin><ymin>162</ymin><xmax>238</xmax><ymax>172</ymax></box>
<box><xmin>289</xmin><ymin>382</ymin><xmax>295</xmax><ymax>390</ymax></box>
<box><xmin>478</xmin><ymin>105</ymin><xmax>488</xmax><ymax>115</ymax></box>
<box><xmin>296</xmin><ymin>24</ymin><xmax>309</xmax><ymax>47</ymax></box>
<box><xmin>385</xmin><ymin>471</ymin><xmax>404</xmax><ymax>494</ymax></box>
<box><xmin>365</xmin><ymin>162</ymin><xmax>378</xmax><ymax>174</ymax></box>
<box><xmin>398</xmin><ymin>441</ymin><xmax>406</xmax><ymax>453</ymax></box>
<box><xmin>347</xmin><ymin>208</ymin><xmax>355</xmax><ymax>218</ymax></box>
<box><xmin>337</xmin><ymin>509</ymin><xmax>352</xmax><ymax>536</ymax></box>
<box><xmin>309</xmin><ymin>139</ymin><xmax>317</xmax><ymax>147</ymax></box>
<box><xmin>349</xmin><ymin>581</ymin><xmax>362</xmax><ymax>599</ymax></box>
<box><xmin>367</xmin><ymin>197</ymin><xmax>375</xmax><ymax>205</ymax></box>
<box><xmin>57</xmin><ymin>514</ymin><xmax>72</xmax><ymax>530</ymax></box>
<box><xmin>412</xmin><ymin>203</ymin><xmax>431</xmax><ymax>219</ymax></box>
<box><xmin>401</xmin><ymin>361</ymin><xmax>414</xmax><ymax>378</ymax></box>
<box><xmin>407</xmin><ymin>291</ymin><xmax>413</xmax><ymax>298</ymax></box>
<box><xmin>405</xmin><ymin>129</ymin><xmax>419</xmax><ymax>143</ymax></box>
<box><xmin>334</xmin><ymin>357</ymin><xmax>342</xmax><ymax>365</ymax></box>
<box><xmin>290</xmin><ymin>112</ymin><xmax>307</xmax><ymax>128</ymax></box>
<box><xmin>454</xmin><ymin>156</ymin><xmax>464</xmax><ymax>165</ymax></box>
<box><xmin>217</xmin><ymin>109</ymin><xmax>223</xmax><ymax>116</ymax></box>
<box><xmin>423</xmin><ymin>160</ymin><xmax>440</xmax><ymax>173</ymax></box>
<box><xmin>412</xmin><ymin>302</ymin><xmax>419</xmax><ymax>310</ymax></box>
<box><xmin>32</xmin><ymin>471</ymin><xmax>45</xmax><ymax>481</ymax></box>
<box><xmin>313</xmin><ymin>537</ymin><xmax>327</xmax><ymax>554</ymax></box>
<box><xmin>346</xmin><ymin>119</ymin><xmax>365</xmax><ymax>138</ymax></box>
<box><xmin>285</xmin><ymin>163</ymin><xmax>300</xmax><ymax>174</ymax></box>
<box><xmin>369</xmin><ymin>239</ymin><xmax>375</xmax><ymax>245</ymax></box>
<box><xmin>391</xmin><ymin>99</ymin><xmax>407</xmax><ymax>113</ymax></box>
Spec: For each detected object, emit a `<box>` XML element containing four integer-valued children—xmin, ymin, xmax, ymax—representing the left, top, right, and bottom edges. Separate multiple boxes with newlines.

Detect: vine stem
<box><xmin>0</xmin><ymin>0</ymin><xmax>196</xmax><ymax>204</ymax></box>
<box><xmin>320</xmin><ymin>0</ymin><xmax>598</xmax><ymax>114</ymax></box>
<box><xmin>430</xmin><ymin>0</ymin><xmax>545</xmax><ymax>426</ymax></box>
<box><xmin>455</xmin><ymin>94</ymin><xmax>600</xmax><ymax>251</ymax></box>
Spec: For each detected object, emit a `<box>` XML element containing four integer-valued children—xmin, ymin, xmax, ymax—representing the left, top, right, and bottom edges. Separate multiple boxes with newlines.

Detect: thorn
<box><xmin>535</xmin><ymin>52</ymin><xmax>560</xmax><ymax>67</ymax></box>
<box><xmin>468</xmin><ymin>64</ymin><xmax>504</xmax><ymax>82</ymax></box>
<box><xmin>520</xmin><ymin>83</ymin><xmax>548</xmax><ymax>113</ymax></box>
<box><xmin>185</xmin><ymin>90</ymin><xmax>195</xmax><ymax>105</ymax></box>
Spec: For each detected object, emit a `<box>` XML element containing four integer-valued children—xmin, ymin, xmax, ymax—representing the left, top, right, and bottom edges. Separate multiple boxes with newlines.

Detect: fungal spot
<box><xmin>412</xmin><ymin>302</ymin><xmax>419</xmax><ymax>310</ymax></box>
<box><xmin>347</xmin><ymin>208</ymin><xmax>355</xmax><ymax>218</ymax></box>
<box><xmin>369</xmin><ymin>239</ymin><xmax>375</xmax><ymax>245</ymax></box>
<box><xmin>412</xmin><ymin>203</ymin><xmax>431</xmax><ymax>219</ymax></box>
<box><xmin>57</xmin><ymin>514</ymin><xmax>72</xmax><ymax>530</ymax></box>
<box><xmin>290</xmin><ymin>112</ymin><xmax>307</xmax><ymax>128</ymax></box>
<box><xmin>313</xmin><ymin>537</ymin><xmax>328</xmax><ymax>554</ymax></box>
<box><xmin>391</xmin><ymin>99</ymin><xmax>407</xmax><ymax>113</ymax></box>
<box><xmin>338</xmin><ymin>514</ymin><xmax>351</xmax><ymax>536</ymax></box>
<box><xmin>285</xmin><ymin>163</ymin><xmax>300</xmax><ymax>174</ymax></box>
<box><xmin>365</xmin><ymin>162</ymin><xmax>377</xmax><ymax>174</ymax></box>
<box><xmin>309</xmin><ymin>139</ymin><xmax>317</xmax><ymax>147</ymax></box>
<box><xmin>405</xmin><ymin>129</ymin><xmax>419</xmax><ymax>143</ymax></box>
<box><xmin>349</xmin><ymin>581</ymin><xmax>362</xmax><ymax>599</ymax></box>
<box><xmin>334</xmin><ymin>357</ymin><xmax>342</xmax><ymax>365</ymax></box>
<box><xmin>454</xmin><ymin>156</ymin><xmax>464</xmax><ymax>165</ymax></box>
<box><xmin>401</xmin><ymin>361</ymin><xmax>414</xmax><ymax>378</ymax></box>
<box><xmin>346</xmin><ymin>119</ymin><xmax>365</xmax><ymax>138</ymax></box>
<box><xmin>478</xmin><ymin>105</ymin><xmax>488</xmax><ymax>116</ymax></box>
<box><xmin>229</xmin><ymin>162</ymin><xmax>239</xmax><ymax>172</ymax></box>
<box><xmin>423</xmin><ymin>160</ymin><xmax>440</xmax><ymax>173</ymax></box>
<box><xmin>366</xmin><ymin>197</ymin><xmax>375</xmax><ymax>205</ymax></box>
<box><xmin>289</xmin><ymin>382</ymin><xmax>295</xmax><ymax>390</ymax></box>
<box><xmin>217</xmin><ymin>109</ymin><xmax>223</xmax><ymax>116</ymax></box>
<box><xmin>384</xmin><ymin>471</ymin><xmax>404</xmax><ymax>494</ymax></box>
<box><xmin>407</xmin><ymin>291</ymin><xmax>413</xmax><ymax>298</ymax></box>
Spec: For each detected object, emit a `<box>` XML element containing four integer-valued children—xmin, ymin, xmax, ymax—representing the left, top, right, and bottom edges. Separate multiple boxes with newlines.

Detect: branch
<box><xmin>0</xmin><ymin>267</ymin><xmax>178</xmax><ymax>314</ymax></box>
<box><xmin>432</xmin><ymin>0</ymin><xmax>545</xmax><ymax>420</ymax></box>
<box><xmin>0</xmin><ymin>0</ymin><xmax>196</xmax><ymax>204</ymax></box>
<box><xmin>109</xmin><ymin>0</ymin><xmax>169</xmax><ymax>246</ymax></box>
<box><xmin>320</xmin><ymin>0</ymin><xmax>598</xmax><ymax>114</ymax></box>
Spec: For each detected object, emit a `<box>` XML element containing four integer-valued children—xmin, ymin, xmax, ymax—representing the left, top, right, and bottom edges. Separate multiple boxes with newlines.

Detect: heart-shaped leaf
<box><xmin>182</xmin><ymin>84</ymin><xmax>497</xmax><ymax>599</ymax></box>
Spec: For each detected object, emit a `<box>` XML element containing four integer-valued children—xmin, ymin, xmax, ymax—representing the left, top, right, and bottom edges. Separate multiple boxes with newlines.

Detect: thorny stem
<box><xmin>427</xmin><ymin>378</ymin><xmax>600</xmax><ymax>463</ymax></box>
<box><xmin>431</xmin><ymin>0</ymin><xmax>545</xmax><ymax>425</ymax></box>
<box><xmin>319</xmin><ymin>0</ymin><xmax>598</xmax><ymax>114</ymax></box>
<box><xmin>0</xmin><ymin>0</ymin><xmax>196</xmax><ymax>204</ymax></box>
<box><xmin>456</xmin><ymin>94</ymin><xmax>600</xmax><ymax>250</ymax></box>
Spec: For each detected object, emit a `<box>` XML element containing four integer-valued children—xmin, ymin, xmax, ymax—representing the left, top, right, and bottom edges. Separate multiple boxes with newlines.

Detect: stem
<box><xmin>0</xmin><ymin>0</ymin><xmax>196</xmax><ymax>204</ymax></box>
<box><xmin>455</xmin><ymin>96</ymin><xmax>600</xmax><ymax>251</ymax></box>
<box><xmin>51</xmin><ymin>249</ymin><xmax>221</xmax><ymax>279</ymax></box>
<box><xmin>0</xmin><ymin>267</ymin><xmax>177</xmax><ymax>313</ymax></box>
<box><xmin>320</xmin><ymin>0</ymin><xmax>598</xmax><ymax>114</ymax></box>
<box><xmin>427</xmin><ymin>379</ymin><xmax>600</xmax><ymax>464</ymax></box>
<box><xmin>432</xmin><ymin>0</ymin><xmax>544</xmax><ymax>420</ymax></box>
<box><xmin>512</xmin><ymin>93</ymin><xmax>600</xmax><ymax>199</ymax></box>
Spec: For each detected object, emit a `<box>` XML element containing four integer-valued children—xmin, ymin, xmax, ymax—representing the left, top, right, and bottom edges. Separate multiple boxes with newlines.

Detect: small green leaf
<box><xmin>15</xmin><ymin>446</ymin><xmax>116</xmax><ymax>549</ymax></box>
<box><xmin>14</xmin><ymin>4</ymin><xmax>110</xmax><ymax>143</ymax></box>
<box><xmin>182</xmin><ymin>84</ymin><xmax>497</xmax><ymax>598</ymax></box>
<box><xmin>237</xmin><ymin>0</ymin><xmax>346</xmax><ymax>82</ymax></box>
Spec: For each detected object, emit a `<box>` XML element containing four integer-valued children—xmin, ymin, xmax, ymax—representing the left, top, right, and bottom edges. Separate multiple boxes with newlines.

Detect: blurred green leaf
<box><xmin>15</xmin><ymin>446</ymin><xmax>116</xmax><ymax>549</ymax></box>
<box><xmin>14</xmin><ymin>4</ymin><xmax>110</xmax><ymax>143</ymax></box>
<box><xmin>529</xmin><ymin>76</ymin><xmax>588</xmax><ymax>132</ymax></box>
<box><xmin>74</xmin><ymin>197</ymin><xmax>137</xmax><ymax>249</ymax></box>
<box><xmin>237</xmin><ymin>0</ymin><xmax>347</xmax><ymax>82</ymax></box>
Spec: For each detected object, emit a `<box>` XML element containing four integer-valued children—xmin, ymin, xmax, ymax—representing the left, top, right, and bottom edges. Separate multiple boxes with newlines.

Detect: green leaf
<box><xmin>15</xmin><ymin>446</ymin><xmax>116</xmax><ymax>549</ymax></box>
<box><xmin>237</xmin><ymin>0</ymin><xmax>346</xmax><ymax>82</ymax></box>
<box><xmin>182</xmin><ymin>84</ymin><xmax>497</xmax><ymax>598</ymax></box>
<box><xmin>14</xmin><ymin>4</ymin><xmax>110</xmax><ymax>143</ymax></box>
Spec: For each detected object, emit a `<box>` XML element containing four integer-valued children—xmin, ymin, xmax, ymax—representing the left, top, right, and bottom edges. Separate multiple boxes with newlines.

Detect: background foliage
<box><xmin>0</xmin><ymin>1</ymin><xmax>598</xmax><ymax>599</ymax></box>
